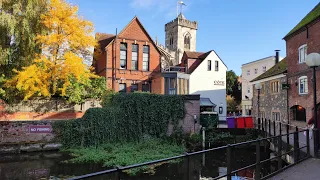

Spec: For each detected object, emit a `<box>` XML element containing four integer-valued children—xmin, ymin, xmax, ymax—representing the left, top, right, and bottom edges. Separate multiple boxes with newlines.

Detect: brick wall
<box><xmin>168</xmin><ymin>95</ymin><xmax>200</xmax><ymax>134</ymax></box>
<box><xmin>0</xmin><ymin>99</ymin><xmax>100</xmax><ymax>121</ymax></box>
<box><xmin>96</xmin><ymin>17</ymin><xmax>163</xmax><ymax>93</ymax></box>
<box><xmin>285</xmin><ymin>18</ymin><xmax>320</xmax><ymax>122</ymax></box>
<box><xmin>252</xmin><ymin>77</ymin><xmax>288</xmax><ymax>122</ymax></box>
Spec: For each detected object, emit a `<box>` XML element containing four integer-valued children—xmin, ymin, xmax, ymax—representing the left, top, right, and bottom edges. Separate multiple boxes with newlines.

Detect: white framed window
<box><xmin>247</xmin><ymin>87</ymin><xmax>250</xmax><ymax>93</ymax></box>
<box><xmin>298</xmin><ymin>44</ymin><xmax>307</xmax><ymax>63</ymax></box>
<box><xmin>119</xmin><ymin>83</ymin><xmax>126</xmax><ymax>93</ymax></box>
<box><xmin>247</xmin><ymin>70</ymin><xmax>250</xmax><ymax>76</ymax></box>
<box><xmin>299</xmin><ymin>76</ymin><xmax>308</xmax><ymax>94</ymax></box>
<box><xmin>208</xmin><ymin>60</ymin><xmax>211</xmax><ymax>71</ymax></box>
<box><xmin>131</xmin><ymin>44</ymin><xmax>138</xmax><ymax>70</ymax></box>
<box><xmin>143</xmin><ymin>45</ymin><xmax>150</xmax><ymax>71</ymax></box>
<box><xmin>254</xmin><ymin>68</ymin><xmax>258</xmax><ymax>74</ymax></box>
<box><xmin>215</xmin><ymin>60</ymin><xmax>219</xmax><ymax>71</ymax></box>
<box><xmin>262</xmin><ymin>66</ymin><xmax>266</xmax><ymax>72</ymax></box>
<box><xmin>120</xmin><ymin>43</ymin><xmax>127</xmax><ymax>69</ymax></box>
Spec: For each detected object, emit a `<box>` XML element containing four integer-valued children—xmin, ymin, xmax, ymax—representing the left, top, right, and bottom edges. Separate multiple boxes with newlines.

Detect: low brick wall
<box><xmin>0</xmin><ymin>99</ymin><xmax>100</xmax><ymax>121</ymax></box>
<box><xmin>0</xmin><ymin>112</ymin><xmax>84</xmax><ymax>121</ymax></box>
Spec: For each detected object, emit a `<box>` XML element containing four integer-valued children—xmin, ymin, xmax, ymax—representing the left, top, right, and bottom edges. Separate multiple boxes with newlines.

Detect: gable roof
<box><xmin>118</xmin><ymin>16</ymin><xmax>161</xmax><ymax>54</ymax></box>
<box><xmin>284</xmin><ymin>3</ymin><xmax>320</xmax><ymax>39</ymax></box>
<box><xmin>250</xmin><ymin>58</ymin><xmax>287</xmax><ymax>82</ymax></box>
<box><xmin>184</xmin><ymin>50</ymin><xmax>228</xmax><ymax>74</ymax></box>
<box><xmin>185</xmin><ymin>51</ymin><xmax>207</xmax><ymax>59</ymax></box>
<box><xmin>95</xmin><ymin>16</ymin><xmax>161</xmax><ymax>54</ymax></box>
<box><xmin>95</xmin><ymin>33</ymin><xmax>115</xmax><ymax>51</ymax></box>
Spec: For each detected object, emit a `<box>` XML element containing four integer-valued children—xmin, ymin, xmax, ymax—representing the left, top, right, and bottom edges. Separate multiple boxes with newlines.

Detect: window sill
<box><xmin>299</xmin><ymin>93</ymin><xmax>308</xmax><ymax>95</ymax></box>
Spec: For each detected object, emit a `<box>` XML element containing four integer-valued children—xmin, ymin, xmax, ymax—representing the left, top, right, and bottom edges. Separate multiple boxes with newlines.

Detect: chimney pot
<box><xmin>275</xmin><ymin>50</ymin><xmax>280</xmax><ymax>64</ymax></box>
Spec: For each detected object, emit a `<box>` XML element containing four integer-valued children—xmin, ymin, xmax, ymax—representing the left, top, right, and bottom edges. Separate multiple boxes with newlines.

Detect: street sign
<box><xmin>282</xmin><ymin>83</ymin><xmax>290</xmax><ymax>89</ymax></box>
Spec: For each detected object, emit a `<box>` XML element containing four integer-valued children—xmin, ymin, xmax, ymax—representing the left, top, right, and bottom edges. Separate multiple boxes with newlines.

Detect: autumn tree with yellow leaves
<box><xmin>6</xmin><ymin>0</ymin><xmax>105</xmax><ymax>103</ymax></box>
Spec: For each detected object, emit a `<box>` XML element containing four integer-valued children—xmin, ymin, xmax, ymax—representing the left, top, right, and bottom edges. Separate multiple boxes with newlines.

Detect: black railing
<box><xmin>68</xmin><ymin>121</ymin><xmax>311</xmax><ymax>180</ymax></box>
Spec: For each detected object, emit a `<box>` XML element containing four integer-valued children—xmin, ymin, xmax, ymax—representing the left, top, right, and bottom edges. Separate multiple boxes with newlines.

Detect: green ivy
<box><xmin>53</xmin><ymin>93</ymin><xmax>185</xmax><ymax>148</ymax></box>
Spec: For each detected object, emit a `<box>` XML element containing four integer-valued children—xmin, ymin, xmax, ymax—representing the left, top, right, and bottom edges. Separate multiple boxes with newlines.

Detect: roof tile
<box><xmin>285</xmin><ymin>3</ymin><xmax>320</xmax><ymax>38</ymax></box>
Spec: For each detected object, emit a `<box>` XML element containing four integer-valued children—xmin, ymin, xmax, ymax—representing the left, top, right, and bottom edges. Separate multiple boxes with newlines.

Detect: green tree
<box><xmin>226</xmin><ymin>70</ymin><xmax>238</xmax><ymax>95</ymax></box>
<box><xmin>0</xmin><ymin>0</ymin><xmax>47</xmax><ymax>77</ymax></box>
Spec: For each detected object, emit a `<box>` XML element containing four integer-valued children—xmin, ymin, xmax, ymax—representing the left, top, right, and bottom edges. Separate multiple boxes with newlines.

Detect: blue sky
<box><xmin>69</xmin><ymin>0</ymin><xmax>319</xmax><ymax>75</ymax></box>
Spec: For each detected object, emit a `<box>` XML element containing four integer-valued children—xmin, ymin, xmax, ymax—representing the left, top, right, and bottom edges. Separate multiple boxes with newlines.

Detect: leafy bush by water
<box><xmin>63</xmin><ymin>139</ymin><xmax>185</xmax><ymax>175</ymax></box>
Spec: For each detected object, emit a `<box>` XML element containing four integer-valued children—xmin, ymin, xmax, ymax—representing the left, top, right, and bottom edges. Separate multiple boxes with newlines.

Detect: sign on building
<box><xmin>214</xmin><ymin>80</ymin><xmax>225</xmax><ymax>86</ymax></box>
<box><xmin>29</xmin><ymin>125</ymin><xmax>52</xmax><ymax>133</ymax></box>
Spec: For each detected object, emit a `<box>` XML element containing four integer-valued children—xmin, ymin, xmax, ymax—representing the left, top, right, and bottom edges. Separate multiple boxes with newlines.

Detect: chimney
<box><xmin>275</xmin><ymin>50</ymin><xmax>280</xmax><ymax>64</ymax></box>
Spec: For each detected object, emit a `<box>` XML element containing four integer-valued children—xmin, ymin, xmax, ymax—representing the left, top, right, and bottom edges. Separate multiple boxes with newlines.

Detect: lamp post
<box><xmin>255</xmin><ymin>83</ymin><xmax>262</xmax><ymax>125</ymax></box>
<box><xmin>306</xmin><ymin>53</ymin><xmax>320</xmax><ymax>157</ymax></box>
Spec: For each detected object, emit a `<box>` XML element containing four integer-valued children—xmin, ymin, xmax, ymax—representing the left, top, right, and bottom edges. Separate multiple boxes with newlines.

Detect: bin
<box><xmin>236</xmin><ymin>117</ymin><xmax>245</xmax><ymax>128</ymax></box>
<box><xmin>245</xmin><ymin>116</ymin><xmax>254</xmax><ymax>128</ymax></box>
<box><xmin>227</xmin><ymin>117</ymin><xmax>236</xmax><ymax>128</ymax></box>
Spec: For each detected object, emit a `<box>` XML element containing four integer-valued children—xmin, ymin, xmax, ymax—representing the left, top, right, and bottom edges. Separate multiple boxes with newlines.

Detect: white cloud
<box><xmin>130</xmin><ymin>0</ymin><xmax>192</xmax><ymax>19</ymax></box>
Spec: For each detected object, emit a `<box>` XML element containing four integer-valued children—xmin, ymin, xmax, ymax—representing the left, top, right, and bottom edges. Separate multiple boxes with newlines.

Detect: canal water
<box><xmin>0</xmin><ymin>147</ymin><xmax>285</xmax><ymax>180</ymax></box>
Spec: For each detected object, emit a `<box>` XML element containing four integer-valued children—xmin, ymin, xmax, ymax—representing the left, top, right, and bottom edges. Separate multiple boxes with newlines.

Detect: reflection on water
<box><xmin>0</xmin><ymin>147</ymin><xmax>285</xmax><ymax>180</ymax></box>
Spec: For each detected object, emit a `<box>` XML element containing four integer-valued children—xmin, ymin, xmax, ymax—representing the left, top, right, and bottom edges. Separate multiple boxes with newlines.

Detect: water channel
<box><xmin>0</xmin><ymin>145</ymin><xmax>286</xmax><ymax>180</ymax></box>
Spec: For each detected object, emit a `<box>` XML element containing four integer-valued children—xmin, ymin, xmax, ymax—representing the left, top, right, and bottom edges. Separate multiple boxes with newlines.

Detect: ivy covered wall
<box><xmin>53</xmin><ymin>93</ymin><xmax>200</xmax><ymax>148</ymax></box>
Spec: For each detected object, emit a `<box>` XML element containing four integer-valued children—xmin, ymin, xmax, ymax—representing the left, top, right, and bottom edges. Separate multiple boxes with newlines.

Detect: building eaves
<box><xmin>242</xmin><ymin>56</ymin><xmax>275</xmax><ymax>67</ymax></box>
<box><xmin>250</xmin><ymin>58</ymin><xmax>287</xmax><ymax>82</ymax></box>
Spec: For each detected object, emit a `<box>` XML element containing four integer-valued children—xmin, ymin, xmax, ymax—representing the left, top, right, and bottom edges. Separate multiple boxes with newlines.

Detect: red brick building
<box><xmin>93</xmin><ymin>16</ymin><xmax>164</xmax><ymax>93</ymax></box>
<box><xmin>284</xmin><ymin>3</ymin><xmax>320</xmax><ymax>125</ymax></box>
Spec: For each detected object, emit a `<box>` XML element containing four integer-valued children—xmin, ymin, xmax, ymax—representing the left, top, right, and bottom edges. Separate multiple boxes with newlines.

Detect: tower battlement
<box><xmin>165</xmin><ymin>17</ymin><xmax>198</xmax><ymax>31</ymax></box>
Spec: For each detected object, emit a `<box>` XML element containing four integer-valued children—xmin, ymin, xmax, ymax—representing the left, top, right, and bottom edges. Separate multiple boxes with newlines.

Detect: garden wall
<box><xmin>0</xmin><ymin>99</ymin><xmax>101</xmax><ymax>121</ymax></box>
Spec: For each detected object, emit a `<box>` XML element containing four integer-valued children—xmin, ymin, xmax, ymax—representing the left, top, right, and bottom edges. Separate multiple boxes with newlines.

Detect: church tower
<box><xmin>165</xmin><ymin>13</ymin><xmax>198</xmax><ymax>65</ymax></box>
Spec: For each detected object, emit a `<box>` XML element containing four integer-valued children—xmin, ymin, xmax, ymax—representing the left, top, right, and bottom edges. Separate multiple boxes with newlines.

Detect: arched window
<box><xmin>169</xmin><ymin>34</ymin><xmax>173</xmax><ymax>46</ymax></box>
<box><xmin>184</xmin><ymin>34</ymin><xmax>191</xmax><ymax>50</ymax></box>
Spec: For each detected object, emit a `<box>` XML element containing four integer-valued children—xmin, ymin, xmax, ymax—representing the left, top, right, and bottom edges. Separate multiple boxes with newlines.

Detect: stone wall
<box><xmin>0</xmin><ymin>121</ymin><xmax>61</xmax><ymax>154</ymax></box>
<box><xmin>252</xmin><ymin>76</ymin><xmax>288</xmax><ymax>122</ymax></box>
<box><xmin>0</xmin><ymin>121</ymin><xmax>54</xmax><ymax>144</ymax></box>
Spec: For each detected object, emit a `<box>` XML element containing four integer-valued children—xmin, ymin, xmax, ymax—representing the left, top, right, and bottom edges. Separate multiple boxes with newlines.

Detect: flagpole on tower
<box><xmin>177</xmin><ymin>1</ymin><xmax>186</xmax><ymax>16</ymax></box>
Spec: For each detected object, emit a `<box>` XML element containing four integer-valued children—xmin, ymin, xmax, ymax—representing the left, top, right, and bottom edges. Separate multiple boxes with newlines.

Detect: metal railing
<box><xmin>68</xmin><ymin>121</ymin><xmax>311</xmax><ymax>180</ymax></box>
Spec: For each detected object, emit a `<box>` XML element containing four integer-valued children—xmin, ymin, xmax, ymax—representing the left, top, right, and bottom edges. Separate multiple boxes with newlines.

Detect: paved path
<box><xmin>269</xmin><ymin>158</ymin><xmax>320</xmax><ymax>180</ymax></box>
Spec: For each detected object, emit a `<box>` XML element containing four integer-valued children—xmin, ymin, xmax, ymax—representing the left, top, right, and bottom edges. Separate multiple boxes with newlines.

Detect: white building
<box><xmin>182</xmin><ymin>50</ymin><xmax>227</xmax><ymax>120</ymax></box>
<box><xmin>241</xmin><ymin>51</ymin><xmax>283</xmax><ymax>115</ymax></box>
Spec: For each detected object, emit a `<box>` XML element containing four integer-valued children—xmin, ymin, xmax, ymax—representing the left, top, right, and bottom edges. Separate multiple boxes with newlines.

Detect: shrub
<box><xmin>200</xmin><ymin>114</ymin><xmax>219</xmax><ymax>128</ymax></box>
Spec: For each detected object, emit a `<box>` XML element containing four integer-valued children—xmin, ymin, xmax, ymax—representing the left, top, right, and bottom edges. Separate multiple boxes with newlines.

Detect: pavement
<box><xmin>269</xmin><ymin>158</ymin><xmax>320</xmax><ymax>180</ymax></box>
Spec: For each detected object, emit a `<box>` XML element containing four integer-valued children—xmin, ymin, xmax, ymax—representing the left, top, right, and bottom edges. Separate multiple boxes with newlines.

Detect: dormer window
<box><xmin>298</xmin><ymin>44</ymin><xmax>307</xmax><ymax>63</ymax></box>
